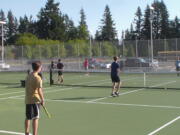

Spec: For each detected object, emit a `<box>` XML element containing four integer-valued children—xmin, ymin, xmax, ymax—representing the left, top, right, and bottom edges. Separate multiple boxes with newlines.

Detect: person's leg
<box><xmin>32</xmin><ymin>119</ymin><xmax>39</xmax><ymax>135</ymax></box>
<box><xmin>57</xmin><ymin>74</ymin><xmax>60</xmax><ymax>83</ymax></box>
<box><xmin>60</xmin><ymin>75</ymin><xmax>64</xmax><ymax>83</ymax></box>
<box><xmin>115</xmin><ymin>81</ymin><xmax>122</xmax><ymax>95</ymax></box>
<box><xmin>111</xmin><ymin>82</ymin><xmax>116</xmax><ymax>97</ymax></box>
<box><xmin>25</xmin><ymin>119</ymin><xmax>30</xmax><ymax>135</ymax></box>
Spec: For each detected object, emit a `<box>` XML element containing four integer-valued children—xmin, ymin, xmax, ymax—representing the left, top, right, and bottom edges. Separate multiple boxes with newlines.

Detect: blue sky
<box><xmin>1</xmin><ymin>0</ymin><xmax>180</xmax><ymax>38</ymax></box>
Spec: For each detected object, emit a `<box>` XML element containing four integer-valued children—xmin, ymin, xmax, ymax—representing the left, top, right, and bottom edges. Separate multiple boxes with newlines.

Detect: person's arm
<box><xmin>62</xmin><ymin>63</ymin><xmax>64</xmax><ymax>70</ymax></box>
<box><xmin>38</xmin><ymin>87</ymin><xmax>45</xmax><ymax>106</ymax></box>
<box><xmin>37</xmin><ymin>78</ymin><xmax>45</xmax><ymax>105</ymax></box>
<box><xmin>117</xmin><ymin>64</ymin><xmax>120</xmax><ymax>74</ymax></box>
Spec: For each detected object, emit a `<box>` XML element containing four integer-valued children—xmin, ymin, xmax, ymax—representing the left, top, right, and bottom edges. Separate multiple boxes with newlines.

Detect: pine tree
<box><xmin>99</xmin><ymin>5</ymin><xmax>117</xmax><ymax>41</ymax></box>
<box><xmin>169</xmin><ymin>16</ymin><xmax>180</xmax><ymax>38</ymax></box>
<box><xmin>64</xmin><ymin>14</ymin><xmax>78</xmax><ymax>40</ymax></box>
<box><xmin>36</xmin><ymin>0</ymin><xmax>65</xmax><ymax>41</ymax></box>
<box><xmin>142</xmin><ymin>5</ymin><xmax>151</xmax><ymax>40</ymax></box>
<box><xmin>151</xmin><ymin>0</ymin><xmax>169</xmax><ymax>39</ymax></box>
<box><xmin>6</xmin><ymin>10</ymin><xmax>18</xmax><ymax>44</ymax></box>
<box><xmin>95</xmin><ymin>30</ymin><xmax>102</xmax><ymax>41</ymax></box>
<box><xmin>134</xmin><ymin>6</ymin><xmax>143</xmax><ymax>39</ymax></box>
<box><xmin>125</xmin><ymin>24</ymin><xmax>135</xmax><ymax>40</ymax></box>
<box><xmin>18</xmin><ymin>15</ymin><xmax>30</xmax><ymax>33</ymax></box>
<box><xmin>159</xmin><ymin>0</ymin><xmax>169</xmax><ymax>39</ymax></box>
<box><xmin>77</xmin><ymin>8</ymin><xmax>89</xmax><ymax>40</ymax></box>
<box><xmin>0</xmin><ymin>10</ymin><xmax>6</xmax><ymax>21</ymax></box>
<box><xmin>174</xmin><ymin>16</ymin><xmax>180</xmax><ymax>38</ymax></box>
<box><xmin>28</xmin><ymin>15</ymin><xmax>37</xmax><ymax>35</ymax></box>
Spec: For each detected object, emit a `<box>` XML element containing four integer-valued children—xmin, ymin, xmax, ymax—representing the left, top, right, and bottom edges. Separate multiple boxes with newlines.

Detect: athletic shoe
<box><xmin>115</xmin><ymin>92</ymin><xmax>119</xmax><ymax>96</ymax></box>
<box><xmin>111</xmin><ymin>93</ymin><xmax>116</xmax><ymax>97</ymax></box>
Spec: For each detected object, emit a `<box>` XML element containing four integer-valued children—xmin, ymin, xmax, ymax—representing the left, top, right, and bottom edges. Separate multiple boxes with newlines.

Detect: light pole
<box><xmin>150</xmin><ymin>6</ymin><xmax>154</xmax><ymax>62</ymax></box>
<box><xmin>0</xmin><ymin>21</ymin><xmax>6</xmax><ymax>63</ymax></box>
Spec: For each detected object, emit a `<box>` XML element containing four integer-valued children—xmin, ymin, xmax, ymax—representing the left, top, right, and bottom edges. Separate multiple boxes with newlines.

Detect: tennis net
<box><xmin>49</xmin><ymin>69</ymin><xmax>180</xmax><ymax>90</ymax></box>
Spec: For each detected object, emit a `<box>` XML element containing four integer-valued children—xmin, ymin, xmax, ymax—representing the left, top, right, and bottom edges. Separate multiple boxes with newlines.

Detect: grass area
<box><xmin>0</xmin><ymin>71</ymin><xmax>180</xmax><ymax>135</ymax></box>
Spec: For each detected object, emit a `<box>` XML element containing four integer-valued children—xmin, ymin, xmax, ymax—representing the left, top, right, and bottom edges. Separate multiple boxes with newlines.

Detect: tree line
<box><xmin>0</xmin><ymin>0</ymin><xmax>118</xmax><ymax>45</ymax></box>
<box><xmin>122</xmin><ymin>0</ymin><xmax>180</xmax><ymax>57</ymax></box>
<box><xmin>0</xmin><ymin>0</ymin><xmax>180</xmax><ymax>58</ymax></box>
<box><xmin>124</xmin><ymin>0</ymin><xmax>180</xmax><ymax>40</ymax></box>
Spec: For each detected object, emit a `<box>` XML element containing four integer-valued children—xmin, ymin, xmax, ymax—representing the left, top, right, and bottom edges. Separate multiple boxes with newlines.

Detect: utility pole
<box><xmin>150</xmin><ymin>6</ymin><xmax>154</xmax><ymax>62</ymax></box>
<box><xmin>0</xmin><ymin>21</ymin><xmax>6</xmax><ymax>63</ymax></box>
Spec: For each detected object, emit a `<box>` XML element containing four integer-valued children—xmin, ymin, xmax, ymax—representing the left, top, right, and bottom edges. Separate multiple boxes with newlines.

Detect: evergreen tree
<box><xmin>134</xmin><ymin>6</ymin><xmax>143</xmax><ymax>39</ymax></box>
<box><xmin>142</xmin><ymin>5</ymin><xmax>151</xmax><ymax>40</ymax></box>
<box><xmin>18</xmin><ymin>15</ymin><xmax>30</xmax><ymax>33</ymax></box>
<box><xmin>169</xmin><ymin>16</ymin><xmax>180</xmax><ymax>38</ymax></box>
<box><xmin>36</xmin><ymin>0</ymin><xmax>65</xmax><ymax>41</ymax></box>
<box><xmin>78</xmin><ymin>8</ymin><xmax>89</xmax><ymax>40</ymax></box>
<box><xmin>151</xmin><ymin>0</ymin><xmax>169</xmax><ymax>39</ymax></box>
<box><xmin>99</xmin><ymin>5</ymin><xmax>117</xmax><ymax>41</ymax></box>
<box><xmin>95</xmin><ymin>30</ymin><xmax>102</xmax><ymax>41</ymax></box>
<box><xmin>159</xmin><ymin>0</ymin><xmax>169</xmax><ymax>39</ymax></box>
<box><xmin>28</xmin><ymin>15</ymin><xmax>37</xmax><ymax>35</ymax></box>
<box><xmin>6</xmin><ymin>10</ymin><xmax>18</xmax><ymax>44</ymax></box>
<box><xmin>174</xmin><ymin>16</ymin><xmax>180</xmax><ymax>38</ymax></box>
<box><xmin>64</xmin><ymin>14</ymin><xmax>78</xmax><ymax>40</ymax></box>
<box><xmin>125</xmin><ymin>24</ymin><xmax>135</xmax><ymax>40</ymax></box>
<box><xmin>152</xmin><ymin>1</ymin><xmax>161</xmax><ymax>39</ymax></box>
<box><xmin>0</xmin><ymin>10</ymin><xmax>6</xmax><ymax>21</ymax></box>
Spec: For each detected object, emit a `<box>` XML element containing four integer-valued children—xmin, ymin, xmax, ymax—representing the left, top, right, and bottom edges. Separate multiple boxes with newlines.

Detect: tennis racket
<box><xmin>41</xmin><ymin>104</ymin><xmax>52</xmax><ymax>118</ymax></box>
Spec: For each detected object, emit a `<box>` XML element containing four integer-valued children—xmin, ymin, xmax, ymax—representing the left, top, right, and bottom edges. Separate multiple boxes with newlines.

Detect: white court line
<box><xmin>0</xmin><ymin>85</ymin><xmax>19</xmax><ymax>88</ymax></box>
<box><xmin>0</xmin><ymin>78</ymin><xmax>111</xmax><ymax>100</ymax></box>
<box><xmin>87</xmin><ymin>80</ymin><xmax>177</xmax><ymax>103</ymax></box>
<box><xmin>0</xmin><ymin>78</ymin><xmax>110</xmax><ymax>98</ymax></box>
<box><xmin>147</xmin><ymin>116</ymin><xmax>180</xmax><ymax>135</ymax></box>
<box><xmin>87</xmin><ymin>88</ymin><xmax>144</xmax><ymax>103</ymax></box>
<box><xmin>149</xmin><ymin>80</ymin><xmax>176</xmax><ymax>88</ymax></box>
<box><xmin>0</xmin><ymin>74</ymin><xmax>140</xmax><ymax>97</ymax></box>
<box><xmin>0</xmin><ymin>91</ymin><xmax>25</xmax><ymax>96</ymax></box>
<box><xmin>13</xmin><ymin>98</ymin><xmax>180</xmax><ymax>110</ymax></box>
<box><xmin>0</xmin><ymin>85</ymin><xmax>58</xmax><ymax>96</ymax></box>
<box><xmin>0</xmin><ymin>77</ymin><xmax>137</xmax><ymax>100</ymax></box>
<box><xmin>1</xmin><ymin>79</ymin><xmax>176</xmax><ymax>102</ymax></box>
<box><xmin>0</xmin><ymin>130</ymin><xmax>32</xmax><ymax>135</ymax></box>
<box><xmin>0</xmin><ymin>77</ymin><xmax>140</xmax><ymax>100</ymax></box>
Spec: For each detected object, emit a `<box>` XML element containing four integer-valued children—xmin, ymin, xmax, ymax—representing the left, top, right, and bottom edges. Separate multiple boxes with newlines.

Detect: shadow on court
<box><xmin>53</xmin><ymin>96</ymin><xmax>103</xmax><ymax>100</ymax></box>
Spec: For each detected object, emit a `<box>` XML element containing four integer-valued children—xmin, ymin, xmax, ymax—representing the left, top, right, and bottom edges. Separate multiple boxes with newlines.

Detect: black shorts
<box><xmin>58</xmin><ymin>71</ymin><xmax>63</xmax><ymax>76</ymax></box>
<box><xmin>111</xmin><ymin>75</ymin><xmax>120</xmax><ymax>83</ymax></box>
<box><xmin>176</xmin><ymin>67</ymin><xmax>180</xmax><ymax>71</ymax></box>
<box><xmin>26</xmin><ymin>104</ymin><xmax>40</xmax><ymax>120</ymax></box>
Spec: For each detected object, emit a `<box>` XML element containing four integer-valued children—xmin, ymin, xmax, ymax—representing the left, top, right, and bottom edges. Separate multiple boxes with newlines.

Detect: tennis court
<box><xmin>0</xmin><ymin>71</ymin><xmax>180</xmax><ymax>135</ymax></box>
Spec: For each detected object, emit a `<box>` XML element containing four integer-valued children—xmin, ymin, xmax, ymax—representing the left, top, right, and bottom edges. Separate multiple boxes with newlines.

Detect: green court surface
<box><xmin>0</xmin><ymin>71</ymin><xmax>180</xmax><ymax>135</ymax></box>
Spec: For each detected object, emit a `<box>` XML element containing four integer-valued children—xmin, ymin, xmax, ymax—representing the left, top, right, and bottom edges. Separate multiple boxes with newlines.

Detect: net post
<box><xmin>50</xmin><ymin>68</ymin><xmax>53</xmax><ymax>85</ymax></box>
<box><xmin>144</xmin><ymin>72</ymin><xmax>146</xmax><ymax>87</ymax></box>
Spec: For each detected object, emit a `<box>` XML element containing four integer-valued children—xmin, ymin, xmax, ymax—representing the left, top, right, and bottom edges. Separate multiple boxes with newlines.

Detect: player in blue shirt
<box><xmin>111</xmin><ymin>56</ymin><xmax>121</xmax><ymax>97</ymax></box>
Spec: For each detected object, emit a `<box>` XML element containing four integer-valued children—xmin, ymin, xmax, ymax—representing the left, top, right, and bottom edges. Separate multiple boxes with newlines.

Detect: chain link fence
<box><xmin>1</xmin><ymin>38</ymin><xmax>180</xmax><ymax>71</ymax></box>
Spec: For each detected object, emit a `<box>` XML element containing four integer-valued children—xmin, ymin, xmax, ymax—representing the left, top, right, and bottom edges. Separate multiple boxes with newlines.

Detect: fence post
<box><xmin>136</xmin><ymin>38</ymin><xmax>138</xmax><ymax>57</ymax></box>
<box><xmin>144</xmin><ymin>72</ymin><xmax>146</xmax><ymax>87</ymax></box>
<box><xmin>39</xmin><ymin>45</ymin><xmax>41</xmax><ymax>60</ymax></box>
<box><xmin>21</xmin><ymin>45</ymin><xmax>23</xmax><ymax>63</ymax></box>
<box><xmin>99</xmin><ymin>42</ymin><xmax>102</xmax><ymax>57</ymax></box>
<box><xmin>58</xmin><ymin>44</ymin><xmax>60</xmax><ymax>58</ymax></box>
